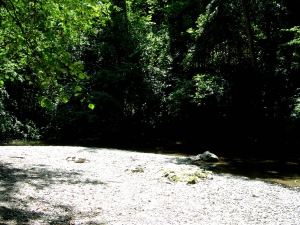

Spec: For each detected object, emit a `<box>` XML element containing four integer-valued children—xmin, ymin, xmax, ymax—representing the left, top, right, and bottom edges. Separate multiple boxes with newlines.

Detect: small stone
<box><xmin>131</xmin><ymin>166</ymin><xmax>144</xmax><ymax>172</ymax></box>
<box><xmin>66</xmin><ymin>156</ymin><xmax>75</xmax><ymax>161</ymax></box>
<box><xmin>74</xmin><ymin>157</ymin><xmax>86</xmax><ymax>163</ymax></box>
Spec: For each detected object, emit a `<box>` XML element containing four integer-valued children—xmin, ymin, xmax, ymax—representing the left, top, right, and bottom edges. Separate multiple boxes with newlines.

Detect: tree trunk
<box><xmin>242</xmin><ymin>0</ymin><xmax>256</xmax><ymax>69</ymax></box>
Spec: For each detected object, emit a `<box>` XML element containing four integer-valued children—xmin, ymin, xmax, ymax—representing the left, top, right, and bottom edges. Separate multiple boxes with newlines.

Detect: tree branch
<box><xmin>1</xmin><ymin>0</ymin><xmax>34</xmax><ymax>50</ymax></box>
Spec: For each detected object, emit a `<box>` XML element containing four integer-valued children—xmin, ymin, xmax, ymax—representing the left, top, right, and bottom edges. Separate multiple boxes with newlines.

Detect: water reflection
<box><xmin>208</xmin><ymin>156</ymin><xmax>300</xmax><ymax>188</ymax></box>
<box><xmin>139</xmin><ymin>148</ymin><xmax>300</xmax><ymax>188</ymax></box>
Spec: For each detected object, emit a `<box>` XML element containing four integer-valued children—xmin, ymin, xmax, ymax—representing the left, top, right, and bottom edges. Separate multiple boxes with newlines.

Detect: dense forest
<box><xmin>1</xmin><ymin>0</ymin><xmax>300</xmax><ymax>155</ymax></box>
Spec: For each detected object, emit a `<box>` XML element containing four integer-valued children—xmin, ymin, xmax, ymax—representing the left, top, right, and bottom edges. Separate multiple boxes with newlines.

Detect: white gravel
<box><xmin>0</xmin><ymin>146</ymin><xmax>299</xmax><ymax>225</ymax></box>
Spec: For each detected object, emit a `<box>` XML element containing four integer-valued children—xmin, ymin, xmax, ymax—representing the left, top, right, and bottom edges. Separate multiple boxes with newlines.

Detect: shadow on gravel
<box><xmin>0</xmin><ymin>205</ymin><xmax>43</xmax><ymax>224</ymax></box>
<box><xmin>166</xmin><ymin>157</ymin><xmax>192</xmax><ymax>165</ymax></box>
<box><xmin>0</xmin><ymin>162</ymin><xmax>107</xmax><ymax>224</ymax></box>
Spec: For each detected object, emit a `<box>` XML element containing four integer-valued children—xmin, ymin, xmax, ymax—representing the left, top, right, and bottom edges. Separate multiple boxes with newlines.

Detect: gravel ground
<box><xmin>0</xmin><ymin>146</ymin><xmax>299</xmax><ymax>225</ymax></box>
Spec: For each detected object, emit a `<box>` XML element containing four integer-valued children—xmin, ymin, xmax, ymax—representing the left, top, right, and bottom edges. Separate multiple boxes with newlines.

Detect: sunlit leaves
<box><xmin>39</xmin><ymin>96</ymin><xmax>55</xmax><ymax>110</ymax></box>
<box><xmin>187</xmin><ymin>0</ymin><xmax>219</xmax><ymax>38</ymax></box>
<box><xmin>283</xmin><ymin>26</ymin><xmax>300</xmax><ymax>46</ymax></box>
<box><xmin>74</xmin><ymin>86</ymin><xmax>82</xmax><ymax>97</ymax></box>
<box><xmin>88</xmin><ymin>103</ymin><xmax>95</xmax><ymax>110</ymax></box>
<box><xmin>193</xmin><ymin>74</ymin><xmax>226</xmax><ymax>101</ymax></box>
<box><xmin>78</xmin><ymin>73</ymin><xmax>86</xmax><ymax>79</ymax></box>
<box><xmin>61</xmin><ymin>97</ymin><xmax>69</xmax><ymax>103</ymax></box>
<box><xmin>75</xmin><ymin>86</ymin><xmax>82</xmax><ymax>92</ymax></box>
<box><xmin>0</xmin><ymin>0</ymin><xmax>111</xmax><ymax>108</ymax></box>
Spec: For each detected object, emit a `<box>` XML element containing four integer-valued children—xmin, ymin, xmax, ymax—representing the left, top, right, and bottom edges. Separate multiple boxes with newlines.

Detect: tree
<box><xmin>0</xmin><ymin>0</ymin><xmax>111</xmax><ymax>107</ymax></box>
<box><xmin>241</xmin><ymin>0</ymin><xmax>256</xmax><ymax>69</ymax></box>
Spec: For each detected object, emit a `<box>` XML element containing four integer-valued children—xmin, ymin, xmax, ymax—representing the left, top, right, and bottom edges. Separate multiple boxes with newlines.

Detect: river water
<box><xmin>141</xmin><ymin>147</ymin><xmax>300</xmax><ymax>188</ymax></box>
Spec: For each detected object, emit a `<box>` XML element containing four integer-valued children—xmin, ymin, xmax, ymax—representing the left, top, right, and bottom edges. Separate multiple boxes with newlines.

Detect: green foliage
<box><xmin>165</xmin><ymin>79</ymin><xmax>193</xmax><ymax>117</ymax></box>
<box><xmin>187</xmin><ymin>0</ymin><xmax>219</xmax><ymax>38</ymax></box>
<box><xmin>0</xmin><ymin>0</ymin><xmax>111</xmax><ymax>107</ymax></box>
<box><xmin>88</xmin><ymin>104</ymin><xmax>95</xmax><ymax>110</ymax></box>
<box><xmin>282</xmin><ymin>26</ymin><xmax>300</xmax><ymax>71</ymax></box>
<box><xmin>284</xmin><ymin>26</ymin><xmax>300</xmax><ymax>46</ymax></box>
<box><xmin>0</xmin><ymin>85</ymin><xmax>13</xmax><ymax>143</ymax></box>
<box><xmin>1</xmin><ymin>0</ymin><xmax>300</xmax><ymax>151</ymax></box>
<box><xmin>193</xmin><ymin>74</ymin><xmax>227</xmax><ymax>102</ymax></box>
<box><xmin>0</xmin><ymin>85</ymin><xmax>41</xmax><ymax>143</ymax></box>
<box><xmin>12</xmin><ymin>120</ymin><xmax>41</xmax><ymax>141</ymax></box>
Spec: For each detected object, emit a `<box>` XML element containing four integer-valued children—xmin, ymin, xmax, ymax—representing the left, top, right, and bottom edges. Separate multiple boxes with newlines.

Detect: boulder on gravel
<box><xmin>191</xmin><ymin>151</ymin><xmax>219</xmax><ymax>162</ymax></box>
<box><xmin>160</xmin><ymin>164</ymin><xmax>213</xmax><ymax>184</ymax></box>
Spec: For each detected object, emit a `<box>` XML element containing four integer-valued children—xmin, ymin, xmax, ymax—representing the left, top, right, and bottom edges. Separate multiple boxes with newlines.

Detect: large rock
<box><xmin>160</xmin><ymin>164</ymin><xmax>213</xmax><ymax>184</ymax></box>
<box><xmin>192</xmin><ymin>151</ymin><xmax>219</xmax><ymax>162</ymax></box>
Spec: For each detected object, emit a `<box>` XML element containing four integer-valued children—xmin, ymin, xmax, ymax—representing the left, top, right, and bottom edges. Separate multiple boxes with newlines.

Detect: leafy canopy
<box><xmin>0</xmin><ymin>0</ymin><xmax>111</xmax><ymax>108</ymax></box>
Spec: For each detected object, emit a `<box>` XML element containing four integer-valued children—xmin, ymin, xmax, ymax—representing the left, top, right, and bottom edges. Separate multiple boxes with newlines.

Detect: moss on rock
<box><xmin>161</xmin><ymin>164</ymin><xmax>213</xmax><ymax>184</ymax></box>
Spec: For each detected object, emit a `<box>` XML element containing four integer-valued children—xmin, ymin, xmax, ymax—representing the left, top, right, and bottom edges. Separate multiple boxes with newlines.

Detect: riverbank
<box><xmin>4</xmin><ymin>140</ymin><xmax>300</xmax><ymax>188</ymax></box>
<box><xmin>0</xmin><ymin>146</ymin><xmax>299</xmax><ymax>224</ymax></box>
